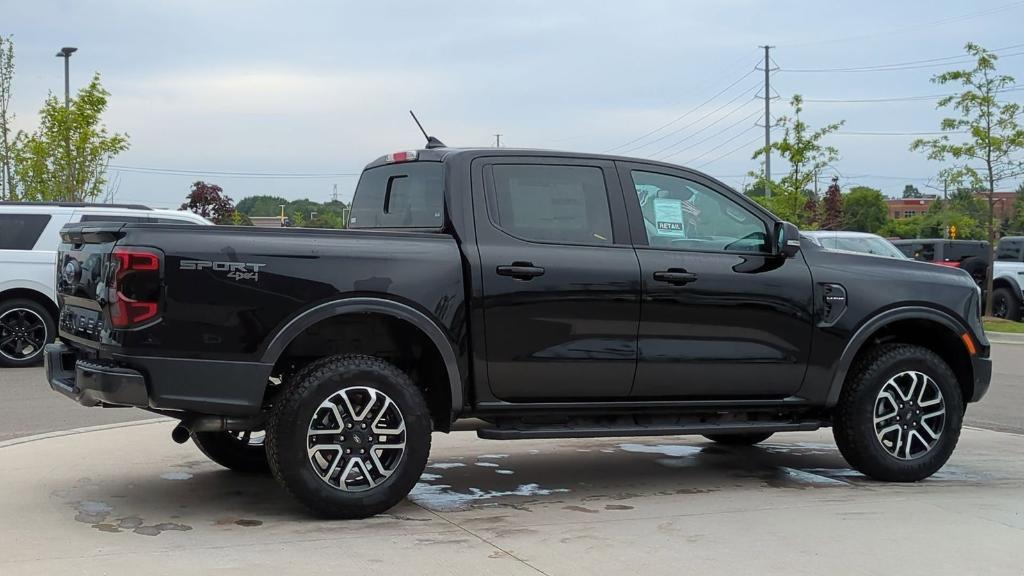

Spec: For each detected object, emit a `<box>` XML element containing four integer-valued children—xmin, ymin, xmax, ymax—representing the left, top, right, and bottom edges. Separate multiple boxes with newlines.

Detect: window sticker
<box><xmin>653</xmin><ymin>198</ymin><xmax>686</xmax><ymax>237</ymax></box>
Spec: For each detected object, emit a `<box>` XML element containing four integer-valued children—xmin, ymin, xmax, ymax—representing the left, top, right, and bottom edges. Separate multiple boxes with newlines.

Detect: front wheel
<box><xmin>992</xmin><ymin>287</ymin><xmax>1021</xmax><ymax>321</ymax></box>
<box><xmin>0</xmin><ymin>298</ymin><xmax>55</xmax><ymax>368</ymax></box>
<box><xmin>833</xmin><ymin>343</ymin><xmax>963</xmax><ymax>482</ymax></box>
<box><xmin>266</xmin><ymin>354</ymin><xmax>431</xmax><ymax>519</ymax></box>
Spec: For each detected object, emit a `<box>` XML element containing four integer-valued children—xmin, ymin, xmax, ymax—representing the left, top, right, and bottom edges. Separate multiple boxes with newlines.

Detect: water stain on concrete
<box><xmin>604</xmin><ymin>504</ymin><xmax>634</xmax><ymax>510</ymax></box>
<box><xmin>563</xmin><ymin>505</ymin><xmax>600</xmax><ymax>514</ymax></box>
<box><xmin>134</xmin><ymin>522</ymin><xmax>193</xmax><ymax>536</ymax></box>
<box><xmin>74</xmin><ymin>500</ymin><xmax>112</xmax><ymax>524</ymax></box>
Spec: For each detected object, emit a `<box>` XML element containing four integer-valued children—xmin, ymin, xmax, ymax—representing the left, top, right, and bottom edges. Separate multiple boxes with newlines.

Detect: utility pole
<box><xmin>56</xmin><ymin>46</ymin><xmax>77</xmax><ymax>201</ymax></box>
<box><xmin>331</xmin><ymin>183</ymin><xmax>339</xmax><ymax>202</ymax></box>
<box><xmin>759</xmin><ymin>45</ymin><xmax>774</xmax><ymax>198</ymax></box>
<box><xmin>494</xmin><ymin>134</ymin><xmax>502</xmax><ymax>148</ymax></box>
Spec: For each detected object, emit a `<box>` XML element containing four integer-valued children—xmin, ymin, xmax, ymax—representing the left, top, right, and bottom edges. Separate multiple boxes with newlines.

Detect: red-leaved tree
<box><xmin>180</xmin><ymin>181</ymin><xmax>235</xmax><ymax>224</ymax></box>
<box><xmin>821</xmin><ymin>176</ymin><xmax>844</xmax><ymax>230</ymax></box>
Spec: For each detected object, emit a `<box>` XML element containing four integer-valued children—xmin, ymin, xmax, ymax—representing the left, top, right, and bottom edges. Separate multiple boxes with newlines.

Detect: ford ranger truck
<box><xmin>45</xmin><ymin>147</ymin><xmax>991</xmax><ymax>518</ymax></box>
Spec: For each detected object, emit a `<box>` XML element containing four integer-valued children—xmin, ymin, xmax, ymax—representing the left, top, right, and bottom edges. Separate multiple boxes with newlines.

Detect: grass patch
<box><xmin>983</xmin><ymin>316</ymin><xmax>1024</xmax><ymax>333</ymax></box>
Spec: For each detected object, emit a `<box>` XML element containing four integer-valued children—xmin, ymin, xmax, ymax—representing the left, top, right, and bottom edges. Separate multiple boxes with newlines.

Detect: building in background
<box><xmin>885</xmin><ymin>191</ymin><xmax>1017</xmax><ymax>221</ymax></box>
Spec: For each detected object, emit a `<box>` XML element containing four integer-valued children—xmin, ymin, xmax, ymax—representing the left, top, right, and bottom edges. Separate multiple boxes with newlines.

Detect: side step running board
<box><xmin>477</xmin><ymin>421</ymin><xmax>820</xmax><ymax>440</ymax></box>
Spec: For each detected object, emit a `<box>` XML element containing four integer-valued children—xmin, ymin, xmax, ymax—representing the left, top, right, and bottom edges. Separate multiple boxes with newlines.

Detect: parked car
<box><xmin>802</xmin><ymin>231</ymin><xmax>908</xmax><ymax>259</ymax></box>
<box><xmin>0</xmin><ymin>202</ymin><xmax>210</xmax><ymax>367</ymax></box>
<box><xmin>991</xmin><ymin>236</ymin><xmax>1024</xmax><ymax>320</ymax></box>
<box><xmin>891</xmin><ymin>239</ymin><xmax>990</xmax><ymax>287</ymax></box>
<box><xmin>45</xmin><ymin>147</ymin><xmax>990</xmax><ymax>519</ymax></box>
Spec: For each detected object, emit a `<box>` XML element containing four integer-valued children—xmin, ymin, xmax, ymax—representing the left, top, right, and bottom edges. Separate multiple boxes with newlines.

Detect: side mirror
<box><xmin>774</xmin><ymin>221</ymin><xmax>801</xmax><ymax>258</ymax></box>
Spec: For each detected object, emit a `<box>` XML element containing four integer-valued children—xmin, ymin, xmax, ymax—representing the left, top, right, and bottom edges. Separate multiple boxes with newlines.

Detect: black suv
<box><xmin>45</xmin><ymin>147</ymin><xmax>991</xmax><ymax>518</ymax></box>
<box><xmin>891</xmin><ymin>239</ymin><xmax>990</xmax><ymax>286</ymax></box>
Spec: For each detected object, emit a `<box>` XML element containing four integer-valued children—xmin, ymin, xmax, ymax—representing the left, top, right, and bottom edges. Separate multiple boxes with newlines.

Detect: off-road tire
<box><xmin>703</xmin><ymin>432</ymin><xmax>773</xmax><ymax>445</ymax></box>
<box><xmin>833</xmin><ymin>343</ymin><xmax>963</xmax><ymax>482</ymax></box>
<box><xmin>992</xmin><ymin>287</ymin><xmax>1021</xmax><ymax>321</ymax></box>
<box><xmin>191</xmin><ymin>431</ymin><xmax>270</xmax><ymax>473</ymax></box>
<box><xmin>266</xmin><ymin>354</ymin><xmax>431</xmax><ymax>519</ymax></box>
<box><xmin>0</xmin><ymin>298</ymin><xmax>55</xmax><ymax>368</ymax></box>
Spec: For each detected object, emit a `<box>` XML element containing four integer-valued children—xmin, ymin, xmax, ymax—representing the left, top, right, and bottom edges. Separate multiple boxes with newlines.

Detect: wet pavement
<box><xmin>1</xmin><ymin>421</ymin><xmax>1022</xmax><ymax>575</ymax></box>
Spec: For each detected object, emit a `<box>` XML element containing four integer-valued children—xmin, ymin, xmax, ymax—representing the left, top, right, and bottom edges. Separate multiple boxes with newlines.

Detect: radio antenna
<box><xmin>408</xmin><ymin>110</ymin><xmax>447</xmax><ymax>149</ymax></box>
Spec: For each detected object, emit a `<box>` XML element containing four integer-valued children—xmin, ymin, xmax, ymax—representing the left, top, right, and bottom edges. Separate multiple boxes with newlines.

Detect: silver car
<box><xmin>802</xmin><ymin>231</ymin><xmax>908</xmax><ymax>259</ymax></box>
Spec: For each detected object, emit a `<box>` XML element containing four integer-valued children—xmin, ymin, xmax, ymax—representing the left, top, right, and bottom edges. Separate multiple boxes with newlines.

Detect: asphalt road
<box><xmin>2</xmin><ymin>342</ymin><xmax>1021</xmax><ymax>441</ymax></box>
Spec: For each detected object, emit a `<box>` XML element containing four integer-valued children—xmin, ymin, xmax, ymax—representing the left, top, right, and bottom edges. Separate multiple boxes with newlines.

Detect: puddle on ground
<box><xmin>477</xmin><ymin>454</ymin><xmax>509</xmax><ymax>459</ymax></box>
<box><xmin>409</xmin><ymin>482</ymin><xmax>570</xmax><ymax>512</ymax></box>
<box><xmin>427</xmin><ymin>462</ymin><xmax>465</xmax><ymax>470</ymax></box>
<box><xmin>160</xmin><ymin>471</ymin><xmax>194</xmax><ymax>481</ymax></box>
<box><xmin>618</xmin><ymin>444</ymin><xmax>702</xmax><ymax>458</ymax></box>
<box><xmin>419</xmin><ymin>473</ymin><xmax>443</xmax><ymax>481</ymax></box>
<box><xmin>777</xmin><ymin>467</ymin><xmax>849</xmax><ymax>486</ymax></box>
<box><xmin>496</xmin><ymin>469</ymin><xmax>515</xmax><ymax>475</ymax></box>
<box><xmin>475</xmin><ymin>462</ymin><xmax>499</xmax><ymax>468</ymax></box>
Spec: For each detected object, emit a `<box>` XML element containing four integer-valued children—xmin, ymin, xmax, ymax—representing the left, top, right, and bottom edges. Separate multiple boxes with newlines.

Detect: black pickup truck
<box><xmin>46</xmin><ymin>147</ymin><xmax>991</xmax><ymax>518</ymax></box>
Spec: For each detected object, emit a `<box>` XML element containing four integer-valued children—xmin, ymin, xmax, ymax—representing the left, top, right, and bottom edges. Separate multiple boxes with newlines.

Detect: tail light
<box><xmin>108</xmin><ymin>247</ymin><xmax>162</xmax><ymax>328</ymax></box>
<box><xmin>935</xmin><ymin>261</ymin><xmax>962</xmax><ymax>268</ymax></box>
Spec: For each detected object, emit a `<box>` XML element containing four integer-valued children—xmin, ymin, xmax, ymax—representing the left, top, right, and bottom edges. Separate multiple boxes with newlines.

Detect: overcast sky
<box><xmin>5</xmin><ymin>0</ymin><xmax>1024</xmax><ymax>208</ymax></box>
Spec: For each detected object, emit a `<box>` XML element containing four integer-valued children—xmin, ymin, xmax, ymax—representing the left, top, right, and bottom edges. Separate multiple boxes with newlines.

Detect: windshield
<box><xmin>817</xmin><ymin>235</ymin><xmax>907</xmax><ymax>259</ymax></box>
<box><xmin>349</xmin><ymin>162</ymin><xmax>444</xmax><ymax>229</ymax></box>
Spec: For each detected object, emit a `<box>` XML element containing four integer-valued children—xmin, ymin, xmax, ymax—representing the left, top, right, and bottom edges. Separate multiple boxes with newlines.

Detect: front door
<box><xmin>475</xmin><ymin>157</ymin><xmax>640</xmax><ymax>401</ymax></box>
<box><xmin>617</xmin><ymin>162</ymin><xmax>814</xmax><ymax>399</ymax></box>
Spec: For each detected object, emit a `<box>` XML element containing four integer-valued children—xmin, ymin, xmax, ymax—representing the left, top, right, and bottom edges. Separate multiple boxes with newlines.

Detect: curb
<box><xmin>987</xmin><ymin>331</ymin><xmax>1024</xmax><ymax>345</ymax></box>
<box><xmin>0</xmin><ymin>417</ymin><xmax>171</xmax><ymax>450</ymax></box>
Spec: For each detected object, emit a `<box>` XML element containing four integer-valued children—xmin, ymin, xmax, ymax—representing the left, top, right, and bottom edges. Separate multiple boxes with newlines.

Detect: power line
<box><xmin>108</xmin><ymin>164</ymin><xmax>361</xmax><ymax>179</ymax></box>
<box><xmin>831</xmin><ymin>130</ymin><xmax>969</xmax><ymax>136</ymax></box>
<box><xmin>656</xmin><ymin>107</ymin><xmax>762</xmax><ymax>160</ymax></box>
<box><xmin>647</xmin><ymin>98</ymin><xmax>761</xmax><ymax>158</ymax></box>
<box><xmin>803</xmin><ymin>86</ymin><xmax>1024</xmax><ymax>104</ymax></box>
<box><xmin>694</xmin><ymin>133</ymin><xmax>765</xmax><ymax>169</ymax></box>
<box><xmin>603</xmin><ymin>64</ymin><xmax>758</xmax><ymax>153</ymax></box>
<box><xmin>781</xmin><ymin>44</ymin><xmax>1024</xmax><ymax>73</ymax></box>
<box><xmin>686</xmin><ymin>126</ymin><xmax>761</xmax><ymax>165</ymax></box>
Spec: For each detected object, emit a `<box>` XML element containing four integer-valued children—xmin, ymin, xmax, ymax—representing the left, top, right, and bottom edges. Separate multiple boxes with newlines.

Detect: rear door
<box><xmin>617</xmin><ymin>162</ymin><xmax>814</xmax><ymax>399</ymax></box>
<box><xmin>474</xmin><ymin>157</ymin><xmax>640</xmax><ymax>400</ymax></box>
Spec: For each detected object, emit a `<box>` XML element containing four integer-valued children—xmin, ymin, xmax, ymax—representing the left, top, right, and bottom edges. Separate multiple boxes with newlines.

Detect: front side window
<box><xmin>996</xmin><ymin>240</ymin><xmax>1022</xmax><ymax>261</ymax></box>
<box><xmin>631</xmin><ymin>170</ymin><xmax>767</xmax><ymax>252</ymax></box>
<box><xmin>0</xmin><ymin>214</ymin><xmax>51</xmax><ymax>250</ymax></box>
<box><xmin>489</xmin><ymin>164</ymin><xmax>613</xmax><ymax>245</ymax></box>
<box><xmin>349</xmin><ymin>162</ymin><xmax>444</xmax><ymax>229</ymax></box>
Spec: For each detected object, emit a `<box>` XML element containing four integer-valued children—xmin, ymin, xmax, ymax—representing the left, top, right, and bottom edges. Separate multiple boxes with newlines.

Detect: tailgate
<box><xmin>56</xmin><ymin>224</ymin><xmax>125</xmax><ymax>345</ymax></box>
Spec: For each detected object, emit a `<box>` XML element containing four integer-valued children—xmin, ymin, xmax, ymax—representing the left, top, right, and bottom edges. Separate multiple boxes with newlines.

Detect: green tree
<box><xmin>751</xmin><ymin>95</ymin><xmax>843</xmax><ymax>228</ymax></box>
<box><xmin>0</xmin><ymin>35</ymin><xmax>14</xmax><ymax>200</ymax></box>
<box><xmin>181</xmin><ymin>181</ymin><xmax>236</xmax><ymax>224</ymax></box>
<box><xmin>910</xmin><ymin>43</ymin><xmax>1024</xmax><ymax>314</ymax></box>
<box><xmin>236</xmin><ymin>195</ymin><xmax>289</xmax><ymax>217</ymax></box>
<box><xmin>1006</xmin><ymin>182</ymin><xmax>1024</xmax><ymax>235</ymax></box>
<box><xmin>842</xmin><ymin>186</ymin><xmax>888</xmax><ymax>233</ymax></box>
<box><xmin>902</xmin><ymin>184</ymin><xmax>922</xmax><ymax>198</ymax></box>
<box><xmin>12</xmin><ymin>73</ymin><xmax>129</xmax><ymax>201</ymax></box>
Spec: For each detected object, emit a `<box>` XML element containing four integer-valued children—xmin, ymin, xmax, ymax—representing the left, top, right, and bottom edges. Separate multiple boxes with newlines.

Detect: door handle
<box><xmin>653</xmin><ymin>269</ymin><xmax>698</xmax><ymax>286</ymax></box>
<box><xmin>496</xmin><ymin>262</ymin><xmax>545</xmax><ymax>280</ymax></box>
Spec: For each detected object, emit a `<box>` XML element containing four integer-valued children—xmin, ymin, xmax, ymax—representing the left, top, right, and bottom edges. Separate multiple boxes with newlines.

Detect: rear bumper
<box><xmin>44</xmin><ymin>341</ymin><xmax>273</xmax><ymax>415</ymax></box>
<box><xmin>45</xmin><ymin>342</ymin><xmax>149</xmax><ymax>408</ymax></box>
<box><xmin>970</xmin><ymin>354</ymin><xmax>991</xmax><ymax>403</ymax></box>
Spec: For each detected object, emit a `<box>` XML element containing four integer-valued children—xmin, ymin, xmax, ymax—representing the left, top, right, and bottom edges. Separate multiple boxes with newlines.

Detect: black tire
<box><xmin>703</xmin><ymin>432</ymin><xmax>773</xmax><ymax>445</ymax></box>
<box><xmin>833</xmin><ymin>343</ymin><xmax>963</xmax><ymax>482</ymax></box>
<box><xmin>191</xmin><ymin>431</ymin><xmax>270</xmax><ymax>473</ymax></box>
<box><xmin>266</xmin><ymin>354</ymin><xmax>431</xmax><ymax>519</ymax></box>
<box><xmin>0</xmin><ymin>298</ymin><xmax>56</xmax><ymax>368</ymax></box>
<box><xmin>992</xmin><ymin>287</ymin><xmax>1021</xmax><ymax>321</ymax></box>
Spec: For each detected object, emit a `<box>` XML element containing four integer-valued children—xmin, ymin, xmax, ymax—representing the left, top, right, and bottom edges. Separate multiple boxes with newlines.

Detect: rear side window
<box><xmin>349</xmin><ymin>162</ymin><xmax>444</xmax><ymax>229</ymax></box>
<box><xmin>901</xmin><ymin>242</ymin><xmax>935</xmax><ymax>262</ymax></box>
<box><xmin>943</xmin><ymin>242</ymin><xmax>987</xmax><ymax>262</ymax></box>
<box><xmin>0</xmin><ymin>214</ymin><xmax>51</xmax><ymax>250</ymax></box>
<box><xmin>996</xmin><ymin>240</ymin><xmax>1023</xmax><ymax>261</ymax></box>
<box><xmin>79</xmin><ymin>214</ymin><xmax>146</xmax><ymax>223</ymax></box>
<box><xmin>488</xmin><ymin>164</ymin><xmax>613</xmax><ymax>245</ymax></box>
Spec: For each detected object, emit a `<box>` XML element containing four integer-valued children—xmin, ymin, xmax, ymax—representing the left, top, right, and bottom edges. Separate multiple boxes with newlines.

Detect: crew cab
<box><xmin>0</xmin><ymin>202</ymin><xmax>209</xmax><ymax>367</ymax></box>
<box><xmin>991</xmin><ymin>236</ymin><xmax>1024</xmax><ymax>320</ymax></box>
<box><xmin>44</xmin><ymin>148</ymin><xmax>991</xmax><ymax>518</ymax></box>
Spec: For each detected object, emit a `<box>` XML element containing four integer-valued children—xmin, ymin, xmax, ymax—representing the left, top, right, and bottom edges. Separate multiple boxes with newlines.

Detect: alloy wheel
<box><xmin>0</xmin><ymin>308</ymin><xmax>47</xmax><ymax>362</ymax></box>
<box><xmin>306</xmin><ymin>386</ymin><xmax>406</xmax><ymax>492</ymax></box>
<box><xmin>873</xmin><ymin>371</ymin><xmax>946</xmax><ymax>460</ymax></box>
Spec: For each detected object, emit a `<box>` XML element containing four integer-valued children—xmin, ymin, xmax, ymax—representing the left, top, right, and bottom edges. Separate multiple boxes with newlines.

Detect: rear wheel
<box><xmin>0</xmin><ymin>298</ymin><xmax>55</xmax><ymax>368</ymax></box>
<box><xmin>833</xmin><ymin>343</ymin><xmax>963</xmax><ymax>482</ymax></box>
<box><xmin>703</xmin><ymin>432</ymin><xmax>773</xmax><ymax>445</ymax></box>
<box><xmin>191</xmin><ymin>430</ymin><xmax>269</xmax><ymax>473</ymax></box>
<box><xmin>266</xmin><ymin>354</ymin><xmax>431</xmax><ymax>519</ymax></box>
<box><xmin>992</xmin><ymin>287</ymin><xmax>1021</xmax><ymax>321</ymax></box>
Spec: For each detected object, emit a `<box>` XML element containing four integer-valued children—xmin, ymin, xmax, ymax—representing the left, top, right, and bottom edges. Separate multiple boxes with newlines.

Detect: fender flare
<box><xmin>992</xmin><ymin>273</ymin><xmax>1022</xmax><ymax>299</ymax></box>
<box><xmin>825</xmin><ymin>306</ymin><xmax>970</xmax><ymax>407</ymax></box>
<box><xmin>260</xmin><ymin>297</ymin><xmax>463</xmax><ymax>415</ymax></box>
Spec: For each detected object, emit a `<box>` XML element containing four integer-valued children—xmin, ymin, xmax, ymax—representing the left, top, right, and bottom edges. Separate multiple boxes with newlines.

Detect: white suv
<box><xmin>0</xmin><ymin>202</ymin><xmax>210</xmax><ymax>367</ymax></box>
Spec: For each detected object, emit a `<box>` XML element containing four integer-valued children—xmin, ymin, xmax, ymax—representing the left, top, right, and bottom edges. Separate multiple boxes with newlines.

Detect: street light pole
<box><xmin>55</xmin><ymin>47</ymin><xmax>77</xmax><ymax>200</ymax></box>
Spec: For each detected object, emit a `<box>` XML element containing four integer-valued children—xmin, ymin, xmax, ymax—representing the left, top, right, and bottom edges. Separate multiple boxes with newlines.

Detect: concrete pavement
<box><xmin>1</xmin><ymin>421</ymin><xmax>1022</xmax><ymax>575</ymax></box>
